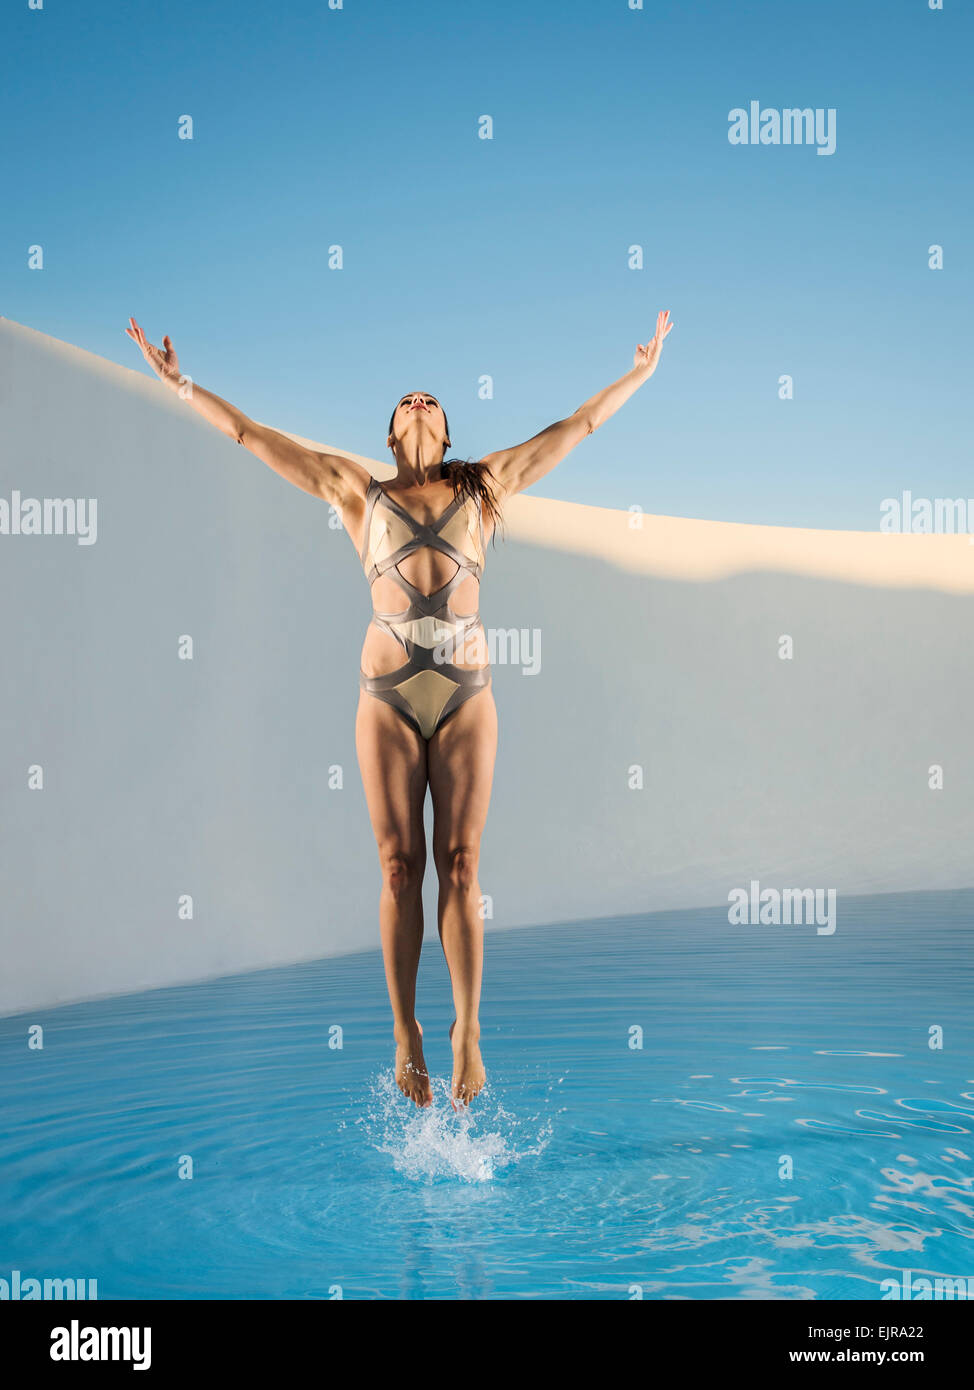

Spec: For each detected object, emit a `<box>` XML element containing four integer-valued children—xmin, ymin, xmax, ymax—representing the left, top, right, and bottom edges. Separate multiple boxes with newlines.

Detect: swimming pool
<box><xmin>1</xmin><ymin>890</ymin><xmax>972</xmax><ymax>1300</ymax></box>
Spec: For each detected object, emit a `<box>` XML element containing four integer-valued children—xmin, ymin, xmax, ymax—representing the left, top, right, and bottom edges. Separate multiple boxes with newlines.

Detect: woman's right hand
<box><xmin>125</xmin><ymin>317</ymin><xmax>181</xmax><ymax>383</ymax></box>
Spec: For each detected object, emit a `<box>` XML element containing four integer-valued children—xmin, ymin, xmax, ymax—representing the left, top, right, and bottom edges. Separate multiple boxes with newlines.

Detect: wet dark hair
<box><xmin>387</xmin><ymin>397</ymin><xmax>504</xmax><ymax>536</ymax></box>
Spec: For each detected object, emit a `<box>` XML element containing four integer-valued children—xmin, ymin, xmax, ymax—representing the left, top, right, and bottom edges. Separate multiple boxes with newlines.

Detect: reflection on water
<box><xmin>0</xmin><ymin>888</ymin><xmax>971</xmax><ymax>1299</ymax></box>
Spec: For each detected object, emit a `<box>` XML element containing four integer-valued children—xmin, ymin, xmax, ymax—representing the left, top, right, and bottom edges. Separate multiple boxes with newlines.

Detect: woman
<box><xmin>126</xmin><ymin>310</ymin><xmax>674</xmax><ymax>1108</ymax></box>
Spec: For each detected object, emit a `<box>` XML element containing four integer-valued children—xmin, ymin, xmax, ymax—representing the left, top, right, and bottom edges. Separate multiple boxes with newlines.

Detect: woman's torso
<box><xmin>358</xmin><ymin>478</ymin><xmax>491</xmax><ymax>679</ymax></box>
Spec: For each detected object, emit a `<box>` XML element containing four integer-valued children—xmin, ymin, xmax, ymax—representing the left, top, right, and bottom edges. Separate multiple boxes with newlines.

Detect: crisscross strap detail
<box><xmin>358</xmin><ymin>476</ymin><xmax>490</xmax><ymax>738</ymax></box>
<box><xmin>360</xmin><ymin>476</ymin><xmax>485</xmax><ymax>659</ymax></box>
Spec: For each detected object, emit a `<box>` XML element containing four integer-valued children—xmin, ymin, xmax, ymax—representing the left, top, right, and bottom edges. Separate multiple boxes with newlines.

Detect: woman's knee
<box><xmin>435</xmin><ymin>841</ymin><xmax>480</xmax><ymax>891</ymax></box>
<box><xmin>378</xmin><ymin>841</ymin><xmax>426</xmax><ymax>898</ymax></box>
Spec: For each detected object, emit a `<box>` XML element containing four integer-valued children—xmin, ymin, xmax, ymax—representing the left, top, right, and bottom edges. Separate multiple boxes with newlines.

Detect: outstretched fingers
<box><xmin>126</xmin><ymin>317</ymin><xmax>157</xmax><ymax>358</ymax></box>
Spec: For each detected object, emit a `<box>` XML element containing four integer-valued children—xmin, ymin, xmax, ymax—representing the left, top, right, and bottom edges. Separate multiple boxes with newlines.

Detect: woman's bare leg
<box><xmin>427</xmin><ymin>686</ymin><xmax>498</xmax><ymax>1105</ymax></box>
<box><xmin>355</xmin><ymin>691</ymin><xmax>432</xmax><ymax>1107</ymax></box>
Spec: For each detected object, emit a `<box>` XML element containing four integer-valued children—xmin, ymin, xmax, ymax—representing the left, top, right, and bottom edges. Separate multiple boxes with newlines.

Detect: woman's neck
<box><xmin>391</xmin><ymin>447</ymin><xmax>446</xmax><ymax>489</ymax></box>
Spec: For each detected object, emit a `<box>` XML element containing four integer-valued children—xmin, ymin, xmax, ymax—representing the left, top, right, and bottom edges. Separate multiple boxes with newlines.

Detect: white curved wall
<box><xmin>1</xmin><ymin>317</ymin><xmax>972</xmax><ymax>1015</ymax></box>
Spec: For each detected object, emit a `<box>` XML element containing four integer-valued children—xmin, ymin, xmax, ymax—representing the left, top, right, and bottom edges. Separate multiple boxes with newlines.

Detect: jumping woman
<box><xmin>126</xmin><ymin>310</ymin><xmax>674</xmax><ymax>1108</ymax></box>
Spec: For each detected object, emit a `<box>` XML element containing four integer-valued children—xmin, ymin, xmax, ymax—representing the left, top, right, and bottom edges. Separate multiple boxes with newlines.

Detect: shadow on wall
<box><xmin>1</xmin><ymin>318</ymin><xmax>972</xmax><ymax>1015</ymax></box>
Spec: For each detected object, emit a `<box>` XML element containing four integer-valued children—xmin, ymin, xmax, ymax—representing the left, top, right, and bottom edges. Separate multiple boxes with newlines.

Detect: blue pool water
<box><xmin>1</xmin><ymin>890</ymin><xmax>972</xmax><ymax>1300</ymax></box>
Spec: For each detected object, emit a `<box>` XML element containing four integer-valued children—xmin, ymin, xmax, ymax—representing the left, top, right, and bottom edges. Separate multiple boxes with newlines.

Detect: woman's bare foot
<box><xmin>394</xmin><ymin>1020</ymin><xmax>432</xmax><ymax>1107</ymax></box>
<box><xmin>449</xmin><ymin>1019</ymin><xmax>486</xmax><ymax>1107</ymax></box>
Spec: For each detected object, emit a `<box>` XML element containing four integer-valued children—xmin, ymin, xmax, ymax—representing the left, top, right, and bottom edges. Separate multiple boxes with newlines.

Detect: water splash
<box><xmin>359</xmin><ymin>1070</ymin><xmax>552</xmax><ymax>1184</ymax></box>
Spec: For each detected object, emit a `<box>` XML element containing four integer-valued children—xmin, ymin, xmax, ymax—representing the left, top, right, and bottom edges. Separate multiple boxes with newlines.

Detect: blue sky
<box><xmin>2</xmin><ymin>0</ymin><xmax>970</xmax><ymax>528</ymax></box>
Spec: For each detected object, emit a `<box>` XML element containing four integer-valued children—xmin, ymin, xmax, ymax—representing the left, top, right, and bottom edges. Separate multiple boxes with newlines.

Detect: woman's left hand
<box><xmin>634</xmin><ymin>309</ymin><xmax>674</xmax><ymax>374</ymax></box>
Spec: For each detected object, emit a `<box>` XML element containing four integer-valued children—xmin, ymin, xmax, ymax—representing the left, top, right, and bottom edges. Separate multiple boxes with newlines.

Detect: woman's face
<box><xmin>388</xmin><ymin>392</ymin><xmax>449</xmax><ymax>453</ymax></box>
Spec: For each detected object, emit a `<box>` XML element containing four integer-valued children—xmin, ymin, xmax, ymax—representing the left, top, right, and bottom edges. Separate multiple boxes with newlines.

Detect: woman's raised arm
<box><xmin>125</xmin><ymin>317</ymin><xmax>369</xmax><ymax>508</ymax></box>
<box><xmin>482</xmin><ymin>309</ymin><xmax>674</xmax><ymax>498</ymax></box>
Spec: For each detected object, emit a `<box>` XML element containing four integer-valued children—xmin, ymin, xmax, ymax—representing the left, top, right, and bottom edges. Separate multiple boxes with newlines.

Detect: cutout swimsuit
<box><xmin>359</xmin><ymin>476</ymin><xmax>490</xmax><ymax>739</ymax></box>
